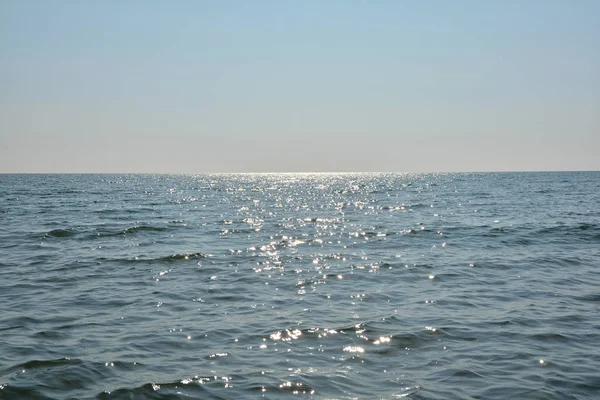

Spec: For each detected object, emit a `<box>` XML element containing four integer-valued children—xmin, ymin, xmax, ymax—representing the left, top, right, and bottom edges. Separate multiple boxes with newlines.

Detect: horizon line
<box><xmin>1</xmin><ymin>170</ymin><xmax>598</xmax><ymax>175</ymax></box>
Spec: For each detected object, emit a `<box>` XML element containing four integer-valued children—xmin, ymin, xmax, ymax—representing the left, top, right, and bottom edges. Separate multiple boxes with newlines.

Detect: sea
<box><xmin>0</xmin><ymin>172</ymin><xmax>599</xmax><ymax>400</ymax></box>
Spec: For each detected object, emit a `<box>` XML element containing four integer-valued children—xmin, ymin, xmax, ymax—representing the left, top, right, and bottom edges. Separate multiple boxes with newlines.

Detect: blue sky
<box><xmin>1</xmin><ymin>0</ymin><xmax>598</xmax><ymax>172</ymax></box>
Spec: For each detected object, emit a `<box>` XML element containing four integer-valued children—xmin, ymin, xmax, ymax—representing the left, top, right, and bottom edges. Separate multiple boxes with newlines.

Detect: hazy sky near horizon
<box><xmin>1</xmin><ymin>1</ymin><xmax>598</xmax><ymax>173</ymax></box>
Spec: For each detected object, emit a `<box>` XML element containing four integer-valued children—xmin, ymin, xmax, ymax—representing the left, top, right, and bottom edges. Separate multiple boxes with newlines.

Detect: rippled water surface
<box><xmin>1</xmin><ymin>172</ymin><xmax>599</xmax><ymax>399</ymax></box>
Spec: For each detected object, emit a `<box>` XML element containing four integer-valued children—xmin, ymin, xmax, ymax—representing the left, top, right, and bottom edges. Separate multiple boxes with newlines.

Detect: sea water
<box><xmin>1</xmin><ymin>172</ymin><xmax>599</xmax><ymax>399</ymax></box>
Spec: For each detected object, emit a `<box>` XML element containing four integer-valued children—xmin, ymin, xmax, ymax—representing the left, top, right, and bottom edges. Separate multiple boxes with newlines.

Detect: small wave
<box><xmin>33</xmin><ymin>330</ymin><xmax>69</xmax><ymax>340</ymax></box>
<box><xmin>45</xmin><ymin>229</ymin><xmax>77</xmax><ymax>238</ymax></box>
<box><xmin>529</xmin><ymin>332</ymin><xmax>569</xmax><ymax>342</ymax></box>
<box><xmin>1</xmin><ymin>359</ymin><xmax>144</xmax><ymax>400</ymax></box>
<box><xmin>258</xmin><ymin>379</ymin><xmax>316</xmax><ymax>396</ymax></box>
<box><xmin>258</xmin><ymin>321</ymin><xmax>449</xmax><ymax>354</ymax></box>
<box><xmin>531</xmin><ymin>223</ymin><xmax>600</xmax><ymax>242</ymax></box>
<box><xmin>89</xmin><ymin>225</ymin><xmax>176</xmax><ymax>238</ymax></box>
<box><xmin>451</xmin><ymin>369</ymin><xmax>485</xmax><ymax>378</ymax></box>
<box><xmin>1</xmin><ymin>358</ymin><xmax>83</xmax><ymax>378</ymax></box>
<box><xmin>575</xmin><ymin>293</ymin><xmax>600</xmax><ymax>302</ymax></box>
<box><xmin>99</xmin><ymin>252</ymin><xmax>206</xmax><ymax>264</ymax></box>
<box><xmin>0</xmin><ymin>315</ymin><xmax>44</xmax><ymax>328</ymax></box>
<box><xmin>160</xmin><ymin>252</ymin><xmax>206</xmax><ymax>261</ymax></box>
<box><xmin>406</xmin><ymin>203</ymin><xmax>428</xmax><ymax>208</ymax></box>
<box><xmin>18</xmin><ymin>358</ymin><xmax>83</xmax><ymax>370</ymax></box>
<box><xmin>95</xmin><ymin>379</ymin><xmax>215</xmax><ymax>399</ymax></box>
<box><xmin>41</xmin><ymin>225</ymin><xmax>172</xmax><ymax>240</ymax></box>
<box><xmin>122</xmin><ymin>225</ymin><xmax>169</xmax><ymax>234</ymax></box>
<box><xmin>0</xmin><ymin>385</ymin><xmax>59</xmax><ymax>400</ymax></box>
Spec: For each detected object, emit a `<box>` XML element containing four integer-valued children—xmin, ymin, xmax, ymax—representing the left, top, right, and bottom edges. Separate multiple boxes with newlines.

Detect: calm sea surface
<box><xmin>1</xmin><ymin>172</ymin><xmax>599</xmax><ymax>399</ymax></box>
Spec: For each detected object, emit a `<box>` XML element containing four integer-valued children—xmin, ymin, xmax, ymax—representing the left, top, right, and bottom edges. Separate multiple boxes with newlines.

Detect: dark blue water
<box><xmin>1</xmin><ymin>172</ymin><xmax>599</xmax><ymax>399</ymax></box>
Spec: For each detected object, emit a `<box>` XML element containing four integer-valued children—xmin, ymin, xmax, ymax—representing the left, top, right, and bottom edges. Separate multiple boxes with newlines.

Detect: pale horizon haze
<box><xmin>1</xmin><ymin>1</ymin><xmax>598</xmax><ymax>173</ymax></box>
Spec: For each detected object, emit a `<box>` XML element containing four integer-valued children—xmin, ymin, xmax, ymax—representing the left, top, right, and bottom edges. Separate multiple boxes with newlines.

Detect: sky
<box><xmin>1</xmin><ymin>0</ymin><xmax>598</xmax><ymax>173</ymax></box>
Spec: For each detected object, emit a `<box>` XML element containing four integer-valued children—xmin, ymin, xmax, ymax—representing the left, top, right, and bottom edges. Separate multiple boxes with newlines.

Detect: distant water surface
<box><xmin>1</xmin><ymin>172</ymin><xmax>599</xmax><ymax>399</ymax></box>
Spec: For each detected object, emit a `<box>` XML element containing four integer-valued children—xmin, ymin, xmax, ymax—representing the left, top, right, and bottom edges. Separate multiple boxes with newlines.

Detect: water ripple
<box><xmin>1</xmin><ymin>172</ymin><xmax>599</xmax><ymax>399</ymax></box>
